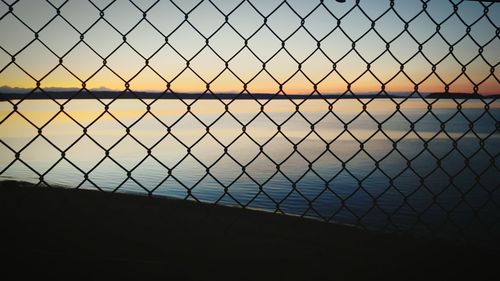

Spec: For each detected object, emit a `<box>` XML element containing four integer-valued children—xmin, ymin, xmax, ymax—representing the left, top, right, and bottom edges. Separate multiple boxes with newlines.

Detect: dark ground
<box><xmin>1</xmin><ymin>180</ymin><xmax>498</xmax><ymax>280</ymax></box>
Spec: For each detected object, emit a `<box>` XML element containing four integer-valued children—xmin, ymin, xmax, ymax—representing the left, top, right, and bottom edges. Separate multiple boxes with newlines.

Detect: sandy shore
<box><xmin>1</xmin><ymin>180</ymin><xmax>497</xmax><ymax>280</ymax></box>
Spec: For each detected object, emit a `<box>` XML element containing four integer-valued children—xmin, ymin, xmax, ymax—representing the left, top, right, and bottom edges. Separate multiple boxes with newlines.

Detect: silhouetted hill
<box><xmin>0</xmin><ymin>89</ymin><xmax>419</xmax><ymax>100</ymax></box>
<box><xmin>0</xmin><ymin>86</ymin><xmax>113</xmax><ymax>93</ymax></box>
<box><xmin>2</xmin><ymin>87</ymin><xmax>497</xmax><ymax>100</ymax></box>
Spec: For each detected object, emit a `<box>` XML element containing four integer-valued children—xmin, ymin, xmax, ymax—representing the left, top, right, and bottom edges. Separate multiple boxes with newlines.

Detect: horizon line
<box><xmin>1</xmin><ymin>85</ymin><xmax>499</xmax><ymax>97</ymax></box>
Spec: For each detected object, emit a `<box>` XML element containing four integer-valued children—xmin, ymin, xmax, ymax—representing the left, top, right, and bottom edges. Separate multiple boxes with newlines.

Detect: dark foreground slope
<box><xmin>1</xmin><ymin>181</ymin><xmax>497</xmax><ymax>280</ymax></box>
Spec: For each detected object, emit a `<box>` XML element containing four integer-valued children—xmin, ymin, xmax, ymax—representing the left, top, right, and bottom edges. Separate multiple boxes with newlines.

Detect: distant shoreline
<box><xmin>0</xmin><ymin>91</ymin><xmax>498</xmax><ymax>100</ymax></box>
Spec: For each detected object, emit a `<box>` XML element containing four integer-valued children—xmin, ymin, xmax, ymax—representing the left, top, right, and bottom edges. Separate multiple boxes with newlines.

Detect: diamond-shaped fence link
<box><xmin>0</xmin><ymin>0</ymin><xmax>499</xmax><ymax>246</ymax></box>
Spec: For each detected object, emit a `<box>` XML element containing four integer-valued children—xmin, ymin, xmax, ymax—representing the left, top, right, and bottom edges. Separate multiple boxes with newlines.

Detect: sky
<box><xmin>0</xmin><ymin>0</ymin><xmax>498</xmax><ymax>95</ymax></box>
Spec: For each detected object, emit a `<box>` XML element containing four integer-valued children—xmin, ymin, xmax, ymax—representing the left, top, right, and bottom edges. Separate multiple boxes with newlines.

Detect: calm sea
<box><xmin>1</xmin><ymin>98</ymin><xmax>499</xmax><ymax>243</ymax></box>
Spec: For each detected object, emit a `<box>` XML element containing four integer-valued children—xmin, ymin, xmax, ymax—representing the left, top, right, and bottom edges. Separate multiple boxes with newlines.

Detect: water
<box><xmin>1</xmin><ymin>97</ymin><xmax>499</xmax><ymax>243</ymax></box>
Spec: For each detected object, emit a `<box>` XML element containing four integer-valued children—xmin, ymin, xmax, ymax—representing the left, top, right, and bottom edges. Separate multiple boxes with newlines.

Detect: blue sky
<box><xmin>0</xmin><ymin>0</ymin><xmax>498</xmax><ymax>94</ymax></box>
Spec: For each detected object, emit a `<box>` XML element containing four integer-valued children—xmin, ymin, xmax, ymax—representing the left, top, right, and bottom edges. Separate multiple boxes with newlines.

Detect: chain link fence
<box><xmin>0</xmin><ymin>0</ymin><xmax>499</xmax><ymax>246</ymax></box>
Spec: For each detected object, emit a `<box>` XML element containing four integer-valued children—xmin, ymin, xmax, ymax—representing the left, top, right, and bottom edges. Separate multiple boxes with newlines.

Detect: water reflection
<box><xmin>0</xmin><ymin>98</ymin><xmax>499</xmax><ymax>242</ymax></box>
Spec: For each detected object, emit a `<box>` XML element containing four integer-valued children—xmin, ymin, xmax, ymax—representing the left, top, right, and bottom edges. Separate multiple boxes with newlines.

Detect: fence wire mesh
<box><xmin>0</xmin><ymin>0</ymin><xmax>499</xmax><ymax>245</ymax></box>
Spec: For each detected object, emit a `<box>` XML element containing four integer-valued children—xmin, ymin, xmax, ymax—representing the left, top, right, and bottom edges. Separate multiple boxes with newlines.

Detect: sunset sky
<box><xmin>0</xmin><ymin>0</ymin><xmax>498</xmax><ymax>95</ymax></box>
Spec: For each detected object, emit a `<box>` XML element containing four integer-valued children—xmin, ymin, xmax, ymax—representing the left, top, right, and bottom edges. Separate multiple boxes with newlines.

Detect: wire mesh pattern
<box><xmin>0</xmin><ymin>0</ymin><xmax>499</xmax><ymax>244</ymax></box>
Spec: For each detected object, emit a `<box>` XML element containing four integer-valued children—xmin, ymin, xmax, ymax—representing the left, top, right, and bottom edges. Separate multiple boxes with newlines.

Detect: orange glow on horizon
<box><xmin>1</xmin><ymin>67</ymin><xmax>498</xmax><ymax>95</ymax></box>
